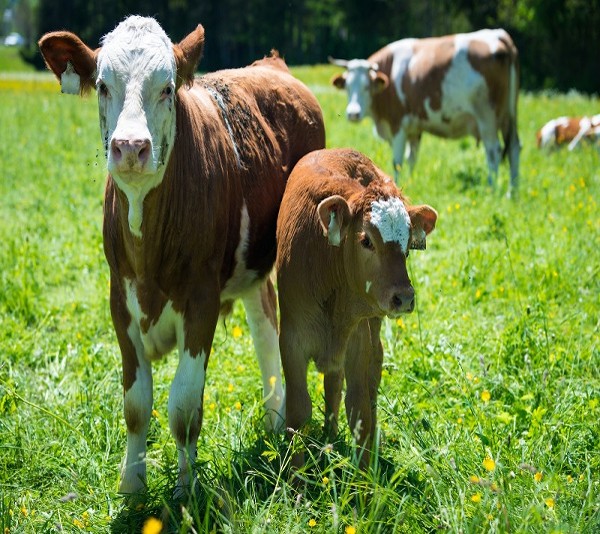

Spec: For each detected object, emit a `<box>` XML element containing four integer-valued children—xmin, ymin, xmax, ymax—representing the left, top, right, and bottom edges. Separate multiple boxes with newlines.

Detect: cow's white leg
<box><xmin>119</xmin><ymin>328</ymin><xmax>153</xmax><ymax>494</ymax></box>
<box><xmin>391</xmin><ymin>130</ymin><xmax>407</xmax><ymax>182</ymax></box>
<box><xmin>476</xmin><ymin>115</ymin><xmax>501</xmax><ymax>188</ymax></box>
<box><xmin>507</xmin><ymin>128</ymin><xmax>520</xmax><ymax>197</ymax></box>
<box><xmin>168</xmin><ymin>349</ymin><xmax>207</xmax><ymax>491</ymax></box>
<box><xmin>242</xmin><ymin>278</ymin><xmax>285</xmax><ymax>432</ymax></box>
<box><xmin>406</xmin><ymin>135</ymin><xmax>421</xmax><ymax>173</ymax></box>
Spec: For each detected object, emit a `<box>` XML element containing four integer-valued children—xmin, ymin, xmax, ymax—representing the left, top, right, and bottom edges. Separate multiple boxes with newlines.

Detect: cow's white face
<box><xmin>342</xmin><ymin>60</ymin><xmax>376</xmax><ymax>122</ymax></box>
<box><xmin>96</xmin><ymin>17</ymin><xmax>177</xmax><ymax>187</ymax></box>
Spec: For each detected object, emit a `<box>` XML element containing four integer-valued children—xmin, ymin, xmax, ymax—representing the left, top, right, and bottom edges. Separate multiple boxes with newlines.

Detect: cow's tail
<box><xmin>502</xmin><ymin>39</ymin><xmax>519</xmax><ymax>161</ymax></box>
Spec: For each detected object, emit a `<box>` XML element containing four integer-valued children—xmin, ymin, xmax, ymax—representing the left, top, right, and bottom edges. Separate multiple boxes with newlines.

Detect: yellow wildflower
<box><xmin>227</xmin><ymin>383</ymin><xmax>234</xmax><ymax>392</ymax></box>
<box><xmin>481</xmin><ymin>390</ymin><xmax>491</xmax><ymax>402</ymax></box>
<box><xmin>308</xmin><ymin>518</ymin><xmax>317</xmax><ymax>527</ymax></box>
<box><xmin>269</xmin><ymin>375</ymin><xmax>277</xmax><ymax>387</ymax></box>
<box><xmin>566</xmin><ymin>475</ymin><xmax>574</xmax><ymax>483</ymax></box>
<box><xmin>345</xmin><ymin>527</ymin><xmax>357</xmax><ymax>534</ymax></box>
<box><xmin>232</xmin><ymin>326</ymin><xmax>243</xmax><ymax>338</ymax></box>
<box><xmin>396</xmin><ymin>317</ymin><xmax>405</xmax><ymax>329</ymax></box>
<box><xmin>20</xmin><ymin>507</ymin><xmax>28</xmax><ymax>517</ymax></box>
<box><xmin>322</xmin><ymin>476</ymin><xmax>329</xmax><ymax>485</ymax></box>
<box><xmin>483</xmin><ymin>457</ymin><xmax>496</xmax><ymax>472</ymax></box>
<box><xmin>152</xmin><ymin>409</ymin><xmax>159</xmax><ymax>418</ymax></box>
<box><xmin>545</xmin><ymin>497</ymin><xmax>555</xmax><ymax>509</ymax></box>
<box><xmin>73</xmin><ymin>518</ymin><xmax>84</xmax><ymax>529</ymax></box>
<box><xmin>471</xmin><ymin>493</ymin><xmax>482</xmax><ymax>503</ymax></box>
<box><xmin>142</xmin><ymin>517</ymin><xmax>163</xmax><ymax>534</ymax></box>
<box><xmin>234</xmin><ymin>401</ymin><xmax>242</xmax><ymax>410</ymax></box>
<box><xmin>469</xmin><ymin>475</ymin><xmax>480</xmax><ymax>484</ymax></box>
<box><xmin>534</xmin><ymin>472</ymin><xmax>543</xmax><ymax>482</ymax></box>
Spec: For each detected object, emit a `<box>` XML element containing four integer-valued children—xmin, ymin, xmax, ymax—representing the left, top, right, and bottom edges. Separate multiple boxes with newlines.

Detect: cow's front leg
<box><xmin>242</xmin><ymin>278</ymin><xmax>285</xmax><ymax>431</ymax></box>
<box><xmin>168</xmin><ymin>296</ymin><xmax>219</xmax><ymax>493</ymax></box>
<box><xmin>323</xmin><ymin>368</ymin><xmax>344</xmax><ymax>439</ymax></box>
<box><xmin>111</xmin><ymin>283</ymin><xmax>153</xmax><ymax>495</ymax></box>
<box><xmin>344</xmin><ymin>319</ymin><xmax>375</xmax><ymax>469</ymax></box>
<box><xmin>391</xmin><ymin>130</ymin><xmax>407</xmax><ymax>183</ymax></box>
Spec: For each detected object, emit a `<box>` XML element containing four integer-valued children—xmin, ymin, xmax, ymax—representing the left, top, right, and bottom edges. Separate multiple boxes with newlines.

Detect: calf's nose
<box><xmin>111</xmin><ymin>138</ymin><xmax>151</xmax><ymax>167</ymax></box>
<box><xmin>390</xmin><ymin>286</ymin><xmax>415</xmax><ymax>314</ymax></box>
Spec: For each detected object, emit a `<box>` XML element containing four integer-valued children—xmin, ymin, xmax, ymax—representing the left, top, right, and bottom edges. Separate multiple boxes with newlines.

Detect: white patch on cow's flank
<box><xmin>222</xmin><ymin>202</ymin><xmax>257</xmax><ymax>300</ymax></box>
<box><xmin>369</xmin><ymin>197</ymin><xmax>411</xmax><ymax>253</ymax></box>
<box><xmin>539</xmin><ymin>117</ymin><xmax>569</xmax><ymax>148</ymax></box>
<box><xmin>456</xmin><ymin>29</ymin><xmax>506</xmax><ymax>54</ymax></box>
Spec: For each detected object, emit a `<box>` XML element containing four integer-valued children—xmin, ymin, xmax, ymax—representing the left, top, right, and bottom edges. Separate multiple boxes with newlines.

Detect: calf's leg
<box><xmin>323</xmin><ymin>368</ymin><xmax>344</xmax><ymax>438</ymax></box>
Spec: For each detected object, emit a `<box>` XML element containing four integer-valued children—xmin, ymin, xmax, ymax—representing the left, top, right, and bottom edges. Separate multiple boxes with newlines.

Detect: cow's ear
<box><xmin>408</xmin><ymin>204</ymin><xmax>437</xmax><ymax>250</ymax></box>
<box><xmin>370</xmin><ymin>71</ymin><xmax>389</xmax><ymax>93</ymax></box>
<box><xmin>317</xmin><ymin>195</ymin><xmax>352</xmax><ymax>247</ymax></box>
<box><xmin>331</xmin><ymin>73</ymin><xmax>346</xmax><ymax>90</ymax></box>
<box><xmin>174</xmin><ymin>24</ymin><xmax>205</xmax><ymax>89</ymax></box>
<box><xmin>38</xmin><ymin>32</ymin><xmax>98</xmax><ymax>95</ymax></box>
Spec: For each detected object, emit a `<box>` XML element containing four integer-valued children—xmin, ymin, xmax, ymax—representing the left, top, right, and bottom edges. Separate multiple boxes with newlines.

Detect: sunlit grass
<box><xmin>0</xmin><ymin>71</ymin><xmax>598</xmax><ymax>532</ymax></box>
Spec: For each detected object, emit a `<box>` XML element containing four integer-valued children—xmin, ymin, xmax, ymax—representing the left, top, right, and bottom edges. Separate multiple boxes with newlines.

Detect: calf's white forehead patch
<box><xmin>369</xmin><ymin>197</ymin><xmax>411</xmax><ymax>252</ymax></box>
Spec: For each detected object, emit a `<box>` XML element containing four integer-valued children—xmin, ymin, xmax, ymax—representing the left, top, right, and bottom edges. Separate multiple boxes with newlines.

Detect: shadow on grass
<box><xmin>109</xmin><ymin>427</ymin><xmax>434</xmax><ymax>533</ymax></box>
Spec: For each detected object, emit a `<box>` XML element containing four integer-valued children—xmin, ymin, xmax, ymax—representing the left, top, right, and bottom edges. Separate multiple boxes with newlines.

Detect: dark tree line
<box><xmin>23</xmin><ymin>0</ymin><xmax>600</xmax><ymax>93</ymax></box>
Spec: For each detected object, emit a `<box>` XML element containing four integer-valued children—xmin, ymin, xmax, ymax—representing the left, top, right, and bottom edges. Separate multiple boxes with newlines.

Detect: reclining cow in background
<box><xmin>536</xmin><ymin>114</ymin><xmax>600</xmax><ymax>151</ymax></box>
<box><xmin>330</xmin><ymin>29</ymin><xmax>520</xmax><ymax>196</ymax></box>
<box><xmin>39</xmin><ymin>15</ymin><xmax>325</xmax><ymax>495</ymax></box>
<box><xmin>276</xmin><ymin>148</ymin><xmax>437</xmax><ymax>469</ymax></box>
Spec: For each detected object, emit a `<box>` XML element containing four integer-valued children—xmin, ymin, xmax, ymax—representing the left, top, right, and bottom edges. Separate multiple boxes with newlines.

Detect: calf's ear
<box><xmin>174</xmin><ymin>24</ymin><xmax>205</xmax><ymax>89</ymax></box>
<box><xmin>38</xmin><ymin>32</ymin><xmax>98</xmax><ymax>95</ymax></box>
<box><xmin>331</xmin><ymin>73</ymin><xmax>347</xmax><ymax>89</ymax></box>
<box><xmin>408</xmin><ymin>204</ymin><xmax>437</xmax><ymax>250</ymax></box>
<box><xmin>317</xmin><ymin>195</ymin><xmax>351</xmax><ymax>247</ymax></box>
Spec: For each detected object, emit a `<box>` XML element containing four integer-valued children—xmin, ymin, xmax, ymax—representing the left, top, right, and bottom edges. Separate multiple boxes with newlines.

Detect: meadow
<box><xmin>0</xmin><ymin>60</ymin><xmax>598</xmax><ymax>533</ymax></box>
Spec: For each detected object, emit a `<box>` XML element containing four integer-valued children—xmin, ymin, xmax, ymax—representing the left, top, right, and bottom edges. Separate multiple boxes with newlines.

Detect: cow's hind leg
<box><xmin>391</xmin><ymin>130</ymin><xmax>408</xmax><ymax>182</ymax></box>
<box><xmin>475</xmin><ymin>108</ymin><xmax>501</xmax><ymax>188</ymax></box>
<box><xmin>242</xmin><ymin>278</ymin><xmax>285</xmax><ymax>431</ymax></box>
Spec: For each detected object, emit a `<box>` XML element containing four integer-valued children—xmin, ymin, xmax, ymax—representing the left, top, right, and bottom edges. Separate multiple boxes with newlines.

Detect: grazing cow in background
<box><xmin>536</xmin><ymin>114</ymin><xmax>600</xmax><ymax>151</ymax></box>
<box><xmin>330</xmin><ymin>29</ymin><xmax>520</xmax><ymax>196</ymax></box>
<box><xmin>39</xmin><ymin>15</ymin><xmax>325</xmax><ymax>495</ymax></box>
<box><xmin>276</xmin><ymin>148</ymin><xmax>437</xmax><ymax>469</ymax></box>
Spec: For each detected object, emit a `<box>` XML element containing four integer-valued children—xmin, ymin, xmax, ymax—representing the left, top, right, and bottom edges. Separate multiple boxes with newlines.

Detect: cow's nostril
<box><xmin>392</xmin><ymin>294</ymin><xmax>403</xmax><ymax>309</ymax></box>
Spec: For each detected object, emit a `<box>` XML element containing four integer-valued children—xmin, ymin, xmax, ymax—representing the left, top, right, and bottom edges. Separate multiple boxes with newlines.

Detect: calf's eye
<box><xmin>360</xmin><ymin>233</ymin><xmax>375</xmax><ymax>251</ymax></box>
<box><xmin>161</xmin><ymin>85</ymin><xmax>173</xmax><ymax>99</ymax></box>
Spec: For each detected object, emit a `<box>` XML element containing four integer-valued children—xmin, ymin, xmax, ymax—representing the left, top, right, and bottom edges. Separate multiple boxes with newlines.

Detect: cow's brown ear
<box><xmin>38</xmin><ymin>32</ymin><xmax>98</xmax><ymax>95</ymax></box>
<box><xmin>371</xmin><ymin>71</ymin><xmax>389</xmax><ymax>93</ymax></box>
<box><xmin>331</xmin><ymin>73</ymin><xmax>346</xmax><ymax>90</ymax></box>
<box><xmin>174</xmin><ymin>24</ymin><xmax>205</xmax><ymax>89</ymax></box>
<box><xmin>317</xmin><ymin>195</ymin><xmax>351</xmax><ymax>247</ymax></box>
<box><xmin>408</xmin><ymin>204</ymin><xmax>437</xmax><ymax>250</ymax></box>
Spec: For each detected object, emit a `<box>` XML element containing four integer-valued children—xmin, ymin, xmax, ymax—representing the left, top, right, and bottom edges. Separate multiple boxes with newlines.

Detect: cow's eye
<box><xmin>360</xmin><ymin>233</ymin><xmax>375</xmax><ymax>251</ymax></box>
<box><xmin>97</xmin><ymin>82</ymin><xmax>109</xmax><ymax>97</ymax></box>
<box><xmin>161</xmin><ymin>85</ymin><xmax>173</xmax><ymax>99</ymax></box>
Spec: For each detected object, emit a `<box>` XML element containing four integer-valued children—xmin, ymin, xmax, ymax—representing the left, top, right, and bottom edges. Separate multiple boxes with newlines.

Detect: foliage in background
<box><xmin>3</xmin><ymin>0</ymin><xmax>600</xmax><ymax>92</ymax></box>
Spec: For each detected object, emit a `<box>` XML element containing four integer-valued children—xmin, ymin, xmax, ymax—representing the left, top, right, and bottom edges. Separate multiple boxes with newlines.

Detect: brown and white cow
<box><xmin>536</xmin><ymin>114</ymin><xmax>600</xmax><ymax>151</ymax></box>
<box><xmin>330</xmin><ymin>29</ymin><xmax>520</xmax><ymax>195</ymax></box>
<box><xmin>39</xmin><ymin>16</ymin><xmax>325</xmax><ymax>494</ymax></box>
<box><xmin>276</xmin><ymin>148</ymin><xmax>437</xmax><ymax>469</ymax></box>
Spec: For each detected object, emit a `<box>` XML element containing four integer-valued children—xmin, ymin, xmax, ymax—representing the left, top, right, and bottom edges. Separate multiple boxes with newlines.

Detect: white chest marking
<box><xmin>370</xmin><ymin>197</ymin><xmax>411</xmax><ymax>253</ymax></box>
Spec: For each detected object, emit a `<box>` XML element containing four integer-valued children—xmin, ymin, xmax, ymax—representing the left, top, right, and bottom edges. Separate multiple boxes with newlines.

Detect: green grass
<box><xmin>1</xmin><ymin>68</ymin><xmax>599</xmax><ymax>533</ymax></box>
<box><xmin>0</xmin><ymin>46</ymin><xmax>35</xmax><ymax>73</ymax></box>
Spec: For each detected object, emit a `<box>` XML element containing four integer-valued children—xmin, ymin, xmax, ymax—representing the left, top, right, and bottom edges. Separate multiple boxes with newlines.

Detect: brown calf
<box><xmin>276</xmin><ymin>148</ymin><xmax>437</xmax><ymax>469</ymax></box>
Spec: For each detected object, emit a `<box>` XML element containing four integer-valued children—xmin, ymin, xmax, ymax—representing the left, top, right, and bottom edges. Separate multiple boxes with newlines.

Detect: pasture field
<box><xmin>0</xmin><ymin>66</ymin><xmax>598</xmax><ymax>533</ymax></box>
